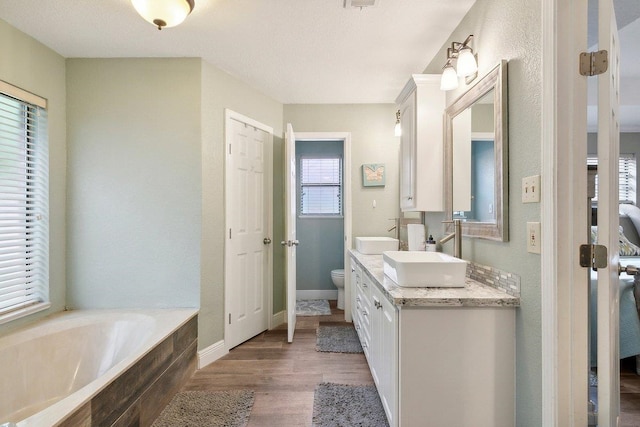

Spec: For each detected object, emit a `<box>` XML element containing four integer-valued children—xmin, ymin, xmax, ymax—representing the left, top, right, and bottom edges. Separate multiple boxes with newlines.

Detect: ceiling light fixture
<box><xmin>132</xmin><ymin>0</ymin><xmax>195</xmax><ymax>30</ymax></box>
<box><xmin>394</xmin><ymin>110</ymin><xmax>402</xmax><ymax>137</ymax></box>
<box><xmin>440</xmin><ymin>35</ymin><xmax>478</xmax><ymax>91</ymax></box>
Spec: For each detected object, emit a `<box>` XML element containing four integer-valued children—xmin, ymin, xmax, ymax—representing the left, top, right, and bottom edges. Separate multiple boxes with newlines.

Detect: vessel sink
<box><xmin>382</xmin><ymin>251</ymin><xmax>467</xmax><ymax>287</ymax></box>
<box><xmin>355</xmin><ymin>237</ymin><xmax>400</xmax><ymax>254</ymax></box>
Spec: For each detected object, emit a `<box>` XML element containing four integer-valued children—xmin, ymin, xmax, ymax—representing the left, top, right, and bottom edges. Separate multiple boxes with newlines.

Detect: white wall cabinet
<box><xmin>395</xmin><ymin>75</ymin><xmax>446</xmax><ymax>212</ymax></box>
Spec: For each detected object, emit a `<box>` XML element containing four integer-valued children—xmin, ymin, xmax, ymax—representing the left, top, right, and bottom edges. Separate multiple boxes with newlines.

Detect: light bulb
<box><xmin>394</xmin><ymin>110</ymin><xmax>402</xmax><ymax>136</ymax></box>
<box><xmin>440</xmin><ymin>64</ymin><xmax>458</xmax><ymax>91</ymax></box>
<box><xmin>456</xmin><ymin>46</ymin><xmax>478</xmax><ymax>77</ymax></box>
<box><xmin>132</xmin><ymin>0</ymin><xmax>194</xmax><ymax>30</ymax></box>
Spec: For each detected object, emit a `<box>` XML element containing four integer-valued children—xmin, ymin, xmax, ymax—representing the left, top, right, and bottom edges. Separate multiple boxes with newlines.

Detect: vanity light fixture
<box><xmin>394</xmin><ymin>110</ymin><xmax>402</xmax><ymax>136</ymax></box>
<box><xmin>440</xmin><ymin>35</ymin><xmax>478</xmax><ymax>91</ymax></box>
<box><xmin>131</xmin><ymin>0</ymin><xmax>195</xmax><ymax>30</ymax></box>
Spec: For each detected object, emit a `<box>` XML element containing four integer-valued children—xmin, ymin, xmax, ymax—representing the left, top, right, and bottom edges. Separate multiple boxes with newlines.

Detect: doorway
<box><xmin>295</xmin><ymin>140</ymin><xmax>345</xmax><ymax>303</ymax></box>
<box><xmin>287</xmin><ymin>132</ymin><xmax>353</xmax><ymax>325</ymax></box>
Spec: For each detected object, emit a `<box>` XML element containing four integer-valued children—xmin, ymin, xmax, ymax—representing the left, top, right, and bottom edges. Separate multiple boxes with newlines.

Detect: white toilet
<box><xmin>331</xmin><ymin>269</ymin><xmax>345</xmax><ymax>310</ymax></box>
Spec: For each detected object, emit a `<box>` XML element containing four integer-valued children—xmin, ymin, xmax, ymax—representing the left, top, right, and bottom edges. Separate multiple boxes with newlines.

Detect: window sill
<box><xmin>0</xmin><ymin>302</ymin><xmax>52</xmax><ymax>326</ymax></box>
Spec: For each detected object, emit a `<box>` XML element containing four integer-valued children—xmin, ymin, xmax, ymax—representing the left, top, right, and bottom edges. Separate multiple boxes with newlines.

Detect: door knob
<box><xmin>263</xmin><ymin>237</ymin><xmax>272</xmax><ymax>245</ymax></box>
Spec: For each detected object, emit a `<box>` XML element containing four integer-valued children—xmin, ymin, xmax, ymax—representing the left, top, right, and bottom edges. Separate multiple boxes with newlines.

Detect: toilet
<box><xmin>331</xmin><ymin>269</ymin><xmax>345</xmax><ymax>310</ymax></box>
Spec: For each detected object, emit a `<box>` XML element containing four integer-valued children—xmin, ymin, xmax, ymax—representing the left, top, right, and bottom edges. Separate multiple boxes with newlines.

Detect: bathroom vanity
<box><xmin>350</xmin><ymin>250</ymin><xmax>519</xmax><ymax>427</ymax></box>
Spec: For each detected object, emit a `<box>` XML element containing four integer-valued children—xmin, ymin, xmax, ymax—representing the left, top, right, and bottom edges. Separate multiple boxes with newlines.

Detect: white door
<box><xmin>283</xmin><ymin>123</ymin><xmax>298</xmax><ymax>343</ymax></box>
<box><xmin>595</xmin><ymin>0</ymin><xmax>621</xmax><ymax>424</ymax></box>
<box><xmin>225</xmin><ymin>111</ymin><xmax>272</xmax><ymax>350</ymax></box>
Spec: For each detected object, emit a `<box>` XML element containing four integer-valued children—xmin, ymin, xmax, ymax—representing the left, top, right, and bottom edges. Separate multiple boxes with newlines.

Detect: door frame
<box><xmin>224</xmin><ymin>109</ymin><xmax>274</xmax><ymax>351</ymax></box>
<box><xmin>541</xmin><ymin>0</ymin><xmax>620</xmax><ymax>424</ymax></box>
<box><xmin>294</xmin><ymin>132</ymin><xmax>353</xmax><ymax>322</ymax></box>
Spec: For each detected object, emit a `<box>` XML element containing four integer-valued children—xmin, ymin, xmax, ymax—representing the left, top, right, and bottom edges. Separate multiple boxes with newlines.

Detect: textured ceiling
<box><xmin>0</xmin><ymin>0</ymin><xmax>476</xmax><ymax>104</ymax></box>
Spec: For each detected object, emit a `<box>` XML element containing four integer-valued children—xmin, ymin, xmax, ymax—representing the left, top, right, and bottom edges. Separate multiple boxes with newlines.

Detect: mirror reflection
<box><xmin>452</xmin><ymin>89</ymin><xmax>495</xmax><ymax>223</ymax></box>
<box><xmin>444</xmin><ymin>60</ymin><xmax>508</xmax><ymax>241</ymax></box>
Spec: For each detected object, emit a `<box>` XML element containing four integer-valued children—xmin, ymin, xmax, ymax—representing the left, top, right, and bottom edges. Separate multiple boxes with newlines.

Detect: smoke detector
<box><xmin>343</xmin><ymin>0</ymin><xmax>379</xmax><ymax>9</ymax></box>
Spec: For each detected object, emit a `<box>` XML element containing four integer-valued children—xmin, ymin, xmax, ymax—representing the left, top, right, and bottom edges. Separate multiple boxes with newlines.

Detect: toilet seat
<box><xmin>331</xmin><ymin>269</ymin><xmax>344</xmax><ymax>277</ymax></box>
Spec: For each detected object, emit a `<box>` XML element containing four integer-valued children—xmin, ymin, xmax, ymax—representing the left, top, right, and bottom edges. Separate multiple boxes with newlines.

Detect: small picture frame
<box><xmin>362</xmin><ymin>163</ymin><xmax>386</xmax><ymax>187</ymax></box>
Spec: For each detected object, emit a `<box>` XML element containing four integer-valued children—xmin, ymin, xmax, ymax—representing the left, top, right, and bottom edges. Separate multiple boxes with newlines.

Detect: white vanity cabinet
<box><xmin>350</xmin><ymin>251</ymin><xmax>517</xmax><ymax>427</ymax></box>
<box><xmin>396</xmin><ymin>74</ymin><xmax>445</xmax><ymax>212</ymax></box>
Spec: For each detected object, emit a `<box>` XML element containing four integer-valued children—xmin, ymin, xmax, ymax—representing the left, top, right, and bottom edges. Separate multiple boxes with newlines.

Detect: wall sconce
<box><xmin>440</xmin><ymin>35</ymin><xmax>478</xmax><ymax>91</ymax></box>
<box><xmin>394</xmin><ymin>110</ymin><xmax>402</xmax><ymax>136</ymax></box>
<box><xmin>132</xmin><ymin>0</ymin><xmax>195</xmax><ymax>30</ymax></box>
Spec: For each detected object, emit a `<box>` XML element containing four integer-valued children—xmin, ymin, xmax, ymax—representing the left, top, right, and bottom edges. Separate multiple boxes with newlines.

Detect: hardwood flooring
<box><xmin>621</xmin><ymin>357</ymin><xmax>640</xmax><ymax>426</ymax></box>
<box><xmin>181</xmin><ymin>302</ymin><xmax>640</xmax><ymax>426</ymax></box>
<box><xmin>182</xmin><ymin>301</ymin><xmax>373</xmax><ymax>426</ymax></box>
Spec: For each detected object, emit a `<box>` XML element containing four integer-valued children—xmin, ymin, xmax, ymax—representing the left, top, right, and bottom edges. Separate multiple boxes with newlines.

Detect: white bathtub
<box><xmin>0</xmin><ymin>308</ymin><xmax>198</xmax><ymax>426</ymax></box>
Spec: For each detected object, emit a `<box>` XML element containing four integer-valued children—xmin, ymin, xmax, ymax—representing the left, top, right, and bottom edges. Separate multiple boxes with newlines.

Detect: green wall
<box><xmin>0</xmin><ymin>19</ymin><xmax>67</xmax><ymax>332</ymax></box>
<box><xmin>423</xmin><ymin>0</ymin><xmax>543</xmax><ymax>425</ymax></box>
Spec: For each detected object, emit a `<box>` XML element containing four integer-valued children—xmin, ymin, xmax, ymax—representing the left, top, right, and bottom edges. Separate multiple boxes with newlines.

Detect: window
<box><xmin>299</xmin><ymin>156</ymin><xmax>342</xmax><ymax>216</ymax></box>
<box><xmin>587</xmin><ymin>154</ymin><xmax>637</xmax><ymax>204</ymax></box>
<box><xmin>0</xmin><ymin>84</ymin><xmax>49</xmax><ymax>322</ymax></box>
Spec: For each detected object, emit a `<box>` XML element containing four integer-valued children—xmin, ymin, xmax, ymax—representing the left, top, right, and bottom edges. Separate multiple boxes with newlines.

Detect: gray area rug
<box><xmin>296</xmin><ymin>299</ymin><xmax>331</xmax><ymax>316</ymax></box>
<box><xmin>312</xmin><ymin>383</ymin><xmax>389</xmax><ymax>427</ymax></box>
<box><xmin>316</xmin><ymin>324</ymin><xmax>363</xmax><ymax>353</ymax></box>
<box><xmin>152</xmin><ymin>390</ymin><xmax>254</xmax><ymax>427</ymax></box>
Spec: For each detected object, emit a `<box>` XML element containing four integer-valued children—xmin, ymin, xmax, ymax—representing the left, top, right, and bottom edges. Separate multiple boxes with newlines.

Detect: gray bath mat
<box><xmin>312</xmin><ymin>383</ymin><xmax>389</xmax><ymax>427</ymax></box>
<box><xmin>152</xmin><ymin>390</ymin><xmax>254</xmax><ymax>427</ymax></box>
<box><xmin>316</xmin><ymin>324</ymin><xmax>363</xmax><ymax>353</ymax></box>
<box><xmin>296</xmin><ymin>299</ymin><xmax>331</xmax><ymax>316</ymax></box>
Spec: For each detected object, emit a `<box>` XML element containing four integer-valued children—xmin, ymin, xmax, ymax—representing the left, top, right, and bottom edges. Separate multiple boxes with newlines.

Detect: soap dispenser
<box><xmin>425</xmin><ymin>235</ymin><xmax>437</xmax><ymax>252</ymax></box>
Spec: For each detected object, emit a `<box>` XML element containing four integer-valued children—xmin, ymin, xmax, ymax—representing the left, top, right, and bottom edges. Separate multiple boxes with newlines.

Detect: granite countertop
<box><xmin>350</xmin><ymin>250</ymin><xmax>520</xmax><ymax>308</ymax></box>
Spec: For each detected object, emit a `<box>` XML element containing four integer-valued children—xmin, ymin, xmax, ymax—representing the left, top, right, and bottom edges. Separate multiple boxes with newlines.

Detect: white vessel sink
<box><xmin>382</xmin><ymin>251</ymin><xmax>467</xmax><ymax>288</ymax></box>
<box><xmin>355</xmin><ymin>237</ymin><xmax>399</xmax><ymax>254</ymax></box>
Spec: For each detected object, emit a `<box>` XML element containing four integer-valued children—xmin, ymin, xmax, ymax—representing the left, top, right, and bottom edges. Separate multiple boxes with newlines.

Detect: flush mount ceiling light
<box><xmin>394</xmin><ymin>110</ymin><xmax>402</xmax><ymax>136</ymax></box>
<box><xmin>440</xmin><ymin>35</ymin><xmax>478</xmax><ymax>91</ymax></box>
<box><xmin>132</xmin><ymin>0</ymin><xmax>195</xmax><ymax>30</ymax></box>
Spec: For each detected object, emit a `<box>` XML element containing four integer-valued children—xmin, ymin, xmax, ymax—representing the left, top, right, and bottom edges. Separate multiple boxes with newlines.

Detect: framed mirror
<box><xmin>443</xmin><ymin>60</ymin><xmax>508</xmax><ymax>241</ymax></box>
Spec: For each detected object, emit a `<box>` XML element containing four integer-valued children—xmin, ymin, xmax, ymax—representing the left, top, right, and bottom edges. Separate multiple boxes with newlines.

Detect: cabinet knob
<box><xmin>407</xmin><ymin>196</ymin><xmax>413</xmax><ymax>200</ymax></box>
<box><xmin>362</xmin><ymin>310</ymin><xmax>368</xmax><ymax>316</ymax></box>
<box><xmin>351</xmin><ymin>267</ymin><xmax>355</xmax><ymax>272</ymax></box>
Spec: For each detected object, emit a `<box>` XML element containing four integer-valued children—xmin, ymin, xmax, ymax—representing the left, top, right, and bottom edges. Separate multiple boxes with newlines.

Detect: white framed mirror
<box><xmin>443</xmin><ymin>60</ymin><xmax>508</xmax><ymax>241</ymax></box>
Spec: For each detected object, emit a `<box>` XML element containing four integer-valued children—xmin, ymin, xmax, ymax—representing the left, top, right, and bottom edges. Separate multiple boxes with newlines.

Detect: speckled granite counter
<box><xmin>350</xmin><ymin>250</ymin><xmax>520</xmax><ymax>308</ymax></box>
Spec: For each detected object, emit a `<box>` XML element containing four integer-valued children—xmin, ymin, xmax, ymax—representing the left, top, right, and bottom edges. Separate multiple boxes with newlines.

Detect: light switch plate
<box><xmin>522</xmin><ymin>175</ymin><xmax>541</xmax><ymax>203</ymax></box>
<box><xmin>527</xmin><ymin>222</ymin><xmax>541</xmax><ymax>254</ymax></box>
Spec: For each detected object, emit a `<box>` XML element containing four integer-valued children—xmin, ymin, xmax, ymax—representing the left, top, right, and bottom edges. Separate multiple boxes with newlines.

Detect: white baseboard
<box><xmin>197</xmin><ymin>339</ymin><xmax>227</xmax><ymax>369</ymax></box>
<box><xmin>296</xmin><ymin>290</ymin><xmax>338</xmax><ymax>300</ymax></box>
<box><xmin>271</xmin><ymin>310</ymin><xmax>285</xmax><ymax>328</ymax></box>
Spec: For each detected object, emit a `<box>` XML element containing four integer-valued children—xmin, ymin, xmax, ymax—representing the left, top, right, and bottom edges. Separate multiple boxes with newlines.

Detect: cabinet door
<box><xmin>370</xmin><ymin>292</ymin><xmax>382</xmax><ymax>387</ymax></box>
<box><xmin>399</xmin><ymin>93</ymin><xmax>416</xmax><ymax>211</ymax></box>
<box><xmin>378</xmin><ymin>291</ymin><xmax>398</xmax><ymax>425</ymax></box>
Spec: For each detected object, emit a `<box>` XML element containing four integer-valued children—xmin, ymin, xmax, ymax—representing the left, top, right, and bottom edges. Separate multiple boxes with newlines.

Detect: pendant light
<box><xmin>132</xmin><ymin>0</ymin><xmax>195</xmax><ymax>30</ymax></box>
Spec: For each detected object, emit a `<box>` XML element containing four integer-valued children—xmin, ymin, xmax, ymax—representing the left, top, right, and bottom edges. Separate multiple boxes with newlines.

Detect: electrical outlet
<box><xmin>522</xmin><ymin>175</ymin><xmax>541</xmax><ymax>203</ymax></box>
<box><xmin>527</xmin><ymin>222</ymin><xmax>541</xmax><ymax>254</ymax></box>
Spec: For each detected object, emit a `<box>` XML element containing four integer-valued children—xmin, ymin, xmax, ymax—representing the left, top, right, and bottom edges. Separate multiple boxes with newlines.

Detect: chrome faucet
<box><xmin>440</xmin><ymin>219</ymin><xmax>462</xmax><ymax>258</ymax></box>
<box><xmin>387</xmin><ymin>218</ymin><xmax>400</xmax><ymax>240</ymax></box>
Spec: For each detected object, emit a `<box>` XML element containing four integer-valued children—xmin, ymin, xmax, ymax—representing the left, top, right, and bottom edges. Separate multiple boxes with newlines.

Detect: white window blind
<box><xmin>0</xmin><ymin>90</ymin><xmax>49</xmax><ymax>318</ymax></box>
<box><xmin>587</xmin><ymin>154</ymin><xmax>637</xmax><ymax>204</ymax></box>
<box><xmin>300</xmin><ymin>157</ymin><xmax>342</xmax><ymax>215</ymax></box>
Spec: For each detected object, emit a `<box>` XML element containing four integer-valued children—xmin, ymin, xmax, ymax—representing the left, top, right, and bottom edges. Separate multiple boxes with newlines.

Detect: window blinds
<box><xmin>300</xmin><ymin>157</ymin><xmax>342</xmax><ymax>215</ymax></box>
<box><xmin>587</xmin><ymin>154</ymin><xmax>637</xmax><ymax>204</ymax></box>
<box><xmin>0</xmin><ymin>91</ymin><xmax>49</xmax><ymax>317</ymax></box>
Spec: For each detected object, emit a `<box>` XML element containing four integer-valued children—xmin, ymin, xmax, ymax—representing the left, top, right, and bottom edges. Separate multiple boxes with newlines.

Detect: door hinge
<box><xmin>229</xmin><ymin>228</ymin><xmax>232</xmax><ymax>239</ymax></box>
<box><xmin>579</xmin><ymin>50</ymin><xmax>608</xmax><ymax>76</ymax></box>
<box><xmin>229</xmin><ymin>313</ymin><xmax>231</xmax><ymax>324</ymax></box>
<box><xmin>228</xmin><ymin>143</ymin><xmax>232</xmax><ymax>155</ymax></box>
<box><xmin>580</xmin><ymin>244</ymin><xmax>608</xmax><ymax>270</ymax></box>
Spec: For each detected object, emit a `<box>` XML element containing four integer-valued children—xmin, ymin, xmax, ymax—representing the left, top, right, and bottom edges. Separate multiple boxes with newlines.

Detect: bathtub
<box><xmin>0</xmin><ymin>308</ymin><xmax>198</xmax><ymax>427</ymax></box>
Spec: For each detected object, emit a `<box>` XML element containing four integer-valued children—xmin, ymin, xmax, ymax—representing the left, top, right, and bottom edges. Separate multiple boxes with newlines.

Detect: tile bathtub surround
<box><xmin>466</xmin><ymin>262</ymin><xmax>521</xmax><ymax>297</ymax></box>
<box><xmin>350</xmin><ymin>250</ymin><xmax>520</xmax><ymax>308</ymax></box>
<box><xmin>59</xmin><ymin>315</ymin><xmax>198</xmax><ymax>427</ymax></box>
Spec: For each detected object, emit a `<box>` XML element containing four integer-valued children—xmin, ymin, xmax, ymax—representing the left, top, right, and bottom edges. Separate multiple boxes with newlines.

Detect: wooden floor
<box><xmin>182</xmin><ymin>302</ymin><xmax>640</xmax><ymax>426</ymax></box>
<box><xmin>182</xmin><ymin>301</ymin><xmax>373</xmax><ymax>426</ymax></box>
<box><xmin>621</xmin><ymin>357</ymin><xmax>640</xmax><ymax>426</ymax></box>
